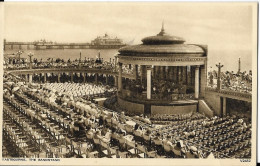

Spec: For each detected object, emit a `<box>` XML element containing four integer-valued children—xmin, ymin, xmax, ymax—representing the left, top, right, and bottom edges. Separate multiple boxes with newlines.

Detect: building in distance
<box><xmin>90</xmin><ymin>33</ymin><xmax>126</xmax><ymax>49</ymax></box>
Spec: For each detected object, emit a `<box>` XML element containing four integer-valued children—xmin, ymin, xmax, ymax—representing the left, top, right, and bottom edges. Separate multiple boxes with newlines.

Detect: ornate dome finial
<box><xmin>158</xmin><ymin>21</ymin><xmax>166</xmax><ymax>36</ymax></box>
<box><xmin>162</xmin><ymin>20</ymin><xmax>164</xmax><ymax>31</ymax></box>
<box><xmin>141</xmin><ymin>23</ymin><xmax>186</xmax><ymax>45</ymax></box>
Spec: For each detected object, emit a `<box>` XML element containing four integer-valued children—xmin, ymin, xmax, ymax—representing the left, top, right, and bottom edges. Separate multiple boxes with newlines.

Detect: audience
<box><xmin>2</xmin><ymin>72</ymin><xmax>252</xmax><ymax>159</ymax></box>
<box><xmin>208</xmin><ymin>70</ymin><xmax>252</xmax><ymax>93</ymax></box>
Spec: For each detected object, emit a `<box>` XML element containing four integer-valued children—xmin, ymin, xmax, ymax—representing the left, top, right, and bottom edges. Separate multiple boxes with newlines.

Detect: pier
<box><xmin>4</xmin><ymin>40</ymin><xmax>90</xmax><ymax>50</ymax></box>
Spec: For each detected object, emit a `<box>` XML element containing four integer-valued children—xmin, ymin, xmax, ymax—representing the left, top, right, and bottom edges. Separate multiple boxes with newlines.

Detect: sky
<box><xmin>3</xmin><ymin>2</ymin><xmax>256</xmax><ymax>71</ymax></box>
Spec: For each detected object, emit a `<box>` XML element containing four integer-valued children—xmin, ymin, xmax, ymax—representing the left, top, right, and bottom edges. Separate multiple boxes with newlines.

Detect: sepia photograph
<box><xmin>0</xmin><ymin>1</ymin><xmax>257</xmax><ymax>166</ymax></box>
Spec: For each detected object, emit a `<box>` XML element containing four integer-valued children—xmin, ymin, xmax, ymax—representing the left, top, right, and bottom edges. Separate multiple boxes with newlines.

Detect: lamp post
<box><xmin>79</xmin><ymin>50</ymin><xmax>82</xmax><ymax>63</ymax></box>
<box><xmin>216</xmin><ymin>62</ymin><xmax>224</xmax><ymax>90</ymax></box>
<box><xmin>28</xmin><ymin>52</ymin><xmax>34</xmax><ymax>69</ymax></box>
<box><xmin>79</xmin><ymin>50</ymin><xmax>82</xmax><ymax>68</ymax></box>
<box><xmin>238</xmin><ymin>58</ymin><xmax>241</xmax><ymax>73</ymax></box>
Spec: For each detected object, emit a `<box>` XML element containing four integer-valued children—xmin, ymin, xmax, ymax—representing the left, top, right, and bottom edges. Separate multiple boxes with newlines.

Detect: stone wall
<box><xmin>117</xmin><ymin>97</ymin><xmax>144</xmax><ymax>115</ymax></box>
<box><xmin>204</xmin><ymin>90</ymin><xmax>222</xmax><ymax>116</ymax></box>
<box><xmin>151</xmin><ymin>104</ymin><xmax>197</xmax><ymax>116</ymax></box>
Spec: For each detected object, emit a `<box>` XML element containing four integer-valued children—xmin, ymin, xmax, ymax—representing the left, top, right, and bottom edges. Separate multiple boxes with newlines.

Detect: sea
<box><xmin>4</xmin><ymin>48</ymin><xmax>252</xmax><ymax>73</ymax></box>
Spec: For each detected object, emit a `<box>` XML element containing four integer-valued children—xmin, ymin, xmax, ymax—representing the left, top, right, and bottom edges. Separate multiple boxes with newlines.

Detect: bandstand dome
<box><xmin>119</xmin><ymin>24</ymin><xmax>206</xmax><ymax>55</ymax></box>
<box><xmin>116</xmin><ymin>23</ymin><xmax>208</xmax><ymax>117</ymax></box>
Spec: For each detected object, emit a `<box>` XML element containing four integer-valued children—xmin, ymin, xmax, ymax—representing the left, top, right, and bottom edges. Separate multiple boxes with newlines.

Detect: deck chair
<box><xmin>163</xmin><ymin>143</ymin><xmax>173</xmax><ymax>154</ymax></box>
<box><xmin>136</xmin><ymin>144</ymin><xmax>147</xmax><ymax>158</ymax></box>
<box><xmin>100</xmin><ymin>139</ymin><xmax>109</xmax><ymax>149</ymax></box>
<box><xmin>87</xmin><ymin>132</ymin><xmax>94</xmax><ymax>140</ymax></box>
<box><xmin>133</xmin><ymin>130</ymin><xmax>143</xmax><ymax>138</ymax></box>
<box><xmin>93</xmin><ymin>137</ymin><xmax>100</xmax><ymax>145</ymax></box>
<box><xmin>126</xmin><ymin>139</ymin><xmax>135</xmax><ymax>149</ymax></box>
<box><xmin>125</xmin><ymin>125</ymin><xmax>133</xmax><ymax>133</ymax></box>
<box><xmin>128</xmin><ymin>147</ymin><xmax>136</xmax><ymax>156</ymax></box>
<box><xmin>172</xmin><ymin>147</ymin><xmax>182</xmax><ymax>157</ymax></box>
<box><xmin>88</xmin><ymin>151</ymin><xmax>99</xmax><ymax>158</ymax></box>
<box><xmin>118</xmin><ymin>151</ymin><xmax>128</xmax><ymax>158</ymax></box>
<box><xmin>143</xmin><ymin>134</ymin><xmax>151</xmax><ymax>143</ymax></box>
<box><xmin>147</xmin><ymin>150</ymin><xmax>157</xmax><ymax>158</ymax></box>
<box><xmin>81</xmin><ymin>153</ymin><xmax>87</xmax><ymax>158</ymax></box>
<box><xmin>112</xmin><ymin>118</ymin><xmax>119</xmax><ymax>126</ymax></box>
<box><xmin>118</xmin><ymin>123</ymin><xmax>126</xmax><ymax>131</ymax></box>
<box><xmin>109</xmin><ymin>146</ymin><xmax>118</xmax><ymax>156</ymax></box>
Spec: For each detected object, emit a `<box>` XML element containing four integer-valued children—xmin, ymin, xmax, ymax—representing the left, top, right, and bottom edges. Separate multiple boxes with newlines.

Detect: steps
<box><xmin>198</xmin><ymin>100</ymin><xmax>214</xmax><ymax>117</ymax></box>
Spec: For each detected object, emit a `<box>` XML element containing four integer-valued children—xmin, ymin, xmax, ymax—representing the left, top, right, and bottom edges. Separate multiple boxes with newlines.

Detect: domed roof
<box><xmin>142</xmin><ymin>35</ymin><xmax>185</xmax><ymax>45</ymax></box>
<box><xmin>141</xmin><ymin>23</ymin><xmax>185</xmax><ymax>45</ymax></box>
<box><xmin>119</xmin><ymin>23</ymin><xmax>205</xmax><ymax>55</ymax></box>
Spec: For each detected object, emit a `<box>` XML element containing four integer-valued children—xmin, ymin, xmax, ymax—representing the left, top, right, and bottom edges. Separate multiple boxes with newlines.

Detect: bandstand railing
<box><xmin>120</xmin><ymin>89</ymin><xmax>195</xmax><ymax>103</ymax></box>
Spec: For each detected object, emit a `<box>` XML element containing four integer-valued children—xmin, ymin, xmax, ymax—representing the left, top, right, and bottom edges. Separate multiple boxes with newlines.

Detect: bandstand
<box><xmin>117</xmin><ymin>25</ymin><xmax>208</xmax><ymax>116</ymax></box>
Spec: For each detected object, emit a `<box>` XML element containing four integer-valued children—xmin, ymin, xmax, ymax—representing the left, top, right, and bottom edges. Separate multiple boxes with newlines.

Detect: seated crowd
<box><xmin>150</xmin><ymin>112</ymin><xmax>206</xmax><ymax>124</ymax></box>
<box><xmin>208</xmin><ymin>70</ymin><xmax>252</xmax><ymax>93</ymax></box>
<box><xmin>4</xmin><ymin>57</ymin><xmax>115</xmax><ymax>71</ymax></box>
<box><xmin>44</xmin><ymin>83</ymin><xmax>116</xmax><ymax>97</ymax></box>
<box><xmin>2</xmin><ymin>73</ymin><xmax>252</xmax><ymax>159</ymax></box>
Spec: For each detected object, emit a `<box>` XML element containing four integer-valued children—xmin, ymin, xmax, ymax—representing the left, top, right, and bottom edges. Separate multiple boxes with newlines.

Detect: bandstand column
<box><xmin>183</xmin><ymin>66</ymin><xmax>187</xmax><ymax>84</ymax></box>
<box><xmin>155</xmin><ymin>66</ymin><xmax>159</xmax><ymax>78</ymax></box>
<box><xmin>165</xmin><ymin>66</ymin><xmax>169</xmax><ymax>80</ymax></box>
<box><xmin>83</xmin><ymin>73</ymin><xmax>86</xmax><ymax>83</ymax></box>
<box><xmin>114</xmin><ymin>76</ymin><xmax>118</xmax><ymax>87</ymax></box>
<box><xmin>29</xmin><ymin>74</ymin><xmax>33</xmax><ymax>83</ymax></box>
<box><xmin>152</xmin><ymin>66</ymin><xmax>155</xmax><ymax>77</ymax></box>
<box><xmin>187</xmin><ymin>66</ymin><xmax>191</xmax><ymax>85</ymax></box>
<box><xmin>71</xmin><ymin>72</ymin><xmax>73</xmax><ymax>82</ymax></box>
<box><xmin>141</xmin><ymin>65</ymin><xmax>146</xmax><ymax>83</ymax></box>
<box><xmin>106</xmin><ymin>74</ymin><xmax>109</xmax><ymax>85</ymax></box>
<box><xmin>192</xmin><ymin>67</ymin><xmax>195</xmax><ymax>85</ymax></box>
<box><xmin>39</xmin><ymin>74</ymin><xmax>42</xmax><ymax>83</ymax></box>
<box><xmin>147</xmin><ymin>66</ymin><xmax>152</xmax><ymax>99</ymax></box>
<box><xmin>173</xmin><ymin>67</ymin><xmax>177</xmax><ymax>83</ymax></box>
<box><xmin>223</xmin><ymin>97</ymin><xmax>227</xmax><ymax>117</ymax></box>
<box><xmin>177</xmin><ymin>67</ymin><xmax>181</xmax><ymax>83</ymax></box>
<box><xmin>133</xmin><ymin>65</ymin><xmax>138</xmax><ymax>80</ymax></box>
<box><xmin>57</xmin><ymin>73</ymin><xmax>61</xmax><ymax>83</ymax></box>
<box><xmin>95</xmin><ymin>73</ymin><xmax>98</xmax><ymax>85</ymax></box>
<box><xmin>195</xmin><ymin>65</ymin><xmax>200</xmax><ymax>99</ymax></box>
<box><xmin>118</xmin><ymin>63</ymin><xmax>123</xmax><ymax>92</ymax></box>
<box><xmin>179</xmin><ymin>67</ymin><xmax>183</xmax><ymax>83</ymax></box>
<box><xmin>160</xmin><ymin>66</ymin><xmax>164</xmax><ymax>80</ymax></box>
<box><xmin>26</xmin><ymin>74</ymin><xmax>29</xmax><ymax>82</ymax></box>
<box><xmin>200</xmin><ymin>65</ymin><xmax>207</xmax><ymax>97</ymax></box>
<box><xmin>169</xmin><ymin>66</ymin><xmax>174</xmax><ymax>81</ymax></box>
<box><xmin>44</xmin><ymin>73</ymin><xmax>47</xmax><ymax>83</ymax></box>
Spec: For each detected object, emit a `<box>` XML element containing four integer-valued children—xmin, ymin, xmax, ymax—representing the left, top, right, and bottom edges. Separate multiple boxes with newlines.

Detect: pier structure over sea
<box><xmin>4</xmin><ymin>40</ymin><xmax>90</xmax><ymax>50</ymax></box>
